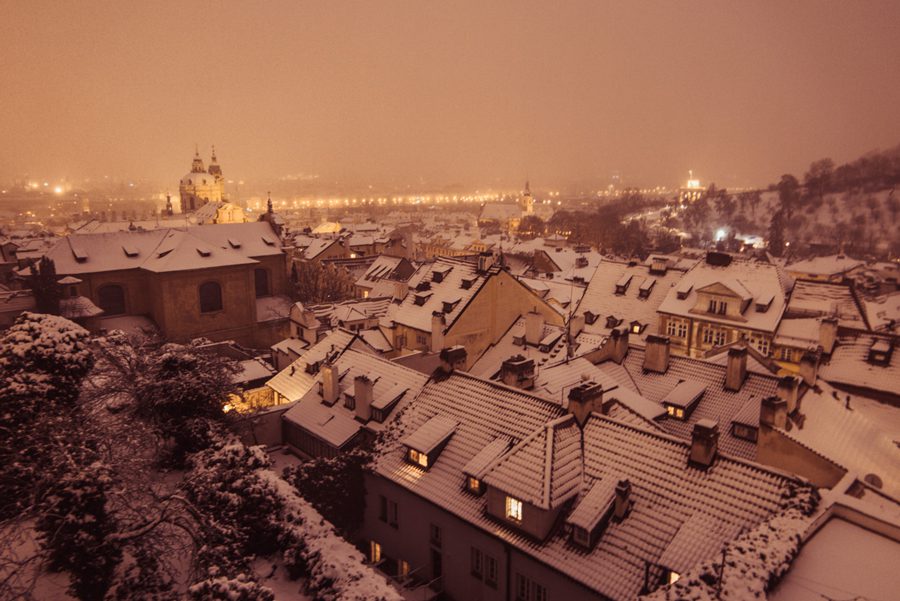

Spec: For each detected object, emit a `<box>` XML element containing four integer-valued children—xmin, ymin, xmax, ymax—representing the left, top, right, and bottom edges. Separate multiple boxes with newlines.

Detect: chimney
<box><xmin>609</xmin><ymin>326</ymin><xmax>630</xmax><ymax>364</ymax></box>
<box><xmin>500</xmin><ymin>355</ymin><xmax>535</xmax><ymax>389</ymax></box>
<box><xmin>525</xmin><ymin>311</ymin><xmax>544</xmax><ymax>346</ymax></box>
<box><xmin>776</xmin><ymin>375</ymin><xmax>801</xmax><ymax>414</ymax></box>
<box><xmin>477</xmin><ymin>251</ymin><xmax>494</xmax><ymax>273</ymax></box>
<box><xmin>392</xmin><ymin>280</ymin><xmax>409</xmax><ymax>302</ymax></box>
<box><xmin>567</xmin><ymin>382</ymin><xmax>603</xmax><ymax>427</ymax></box>
<box><xmin>799</xmin><ymin>351</ymin><xmax>819</xmax><ymax>386</ymax></box>
<box><xmin>320</xmin><ymin>363</ymin><xmax>340</xmax><ymax>405</ymax></box>
<box><xmin>760</xmin><ymin>395</ymin><xmax>788</xmax><ymax>429</ymax></box>
<box><xmin>569</xmin><ymin>313</ymin><xmax>585</xmax><ymax>338</ymax></box>
<box><xmin>643</xmin><ymin>335</ymin><xmax>671</xmax><ymax>373</ymax></box>
<box><xmin>818</xmin><ymin>317</ymin><xmax>838</xmax><ymax>355</ymax></box>
<box><xmin>354</xmin><ymin>375</ymin><xmax>374</xmax><ymax>421</ymax></box>
<box><xmin>613</xmin><ymin>480</ymin><xmax>632</xmax><ymax>521</ymax></box>
<box><xmin>439</xmin><ymin>345</ymin><xmax>467</xmax><ymax>374</ymax></box>
<box><xmin>688</xmin><ymin>419</ymin><xmax>719</xmax><ymax>469</ymax></box>
<box><xmin>724</xmin><ymin>345</ymin><xmax>748</xmax><ymax>392</ymax></box>
<box><xmin>430</xmin><ymin>311</ymin><xmax>446</xmax><ymax>352</ymax></box>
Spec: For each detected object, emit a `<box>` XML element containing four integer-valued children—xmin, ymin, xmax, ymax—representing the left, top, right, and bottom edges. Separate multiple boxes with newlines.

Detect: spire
<box><xmin>210</xmin><ymin>145</ymin><xmax>217</xmax><ymax>163</ymax></box>
<box><xmin>191</xmin><ymin>145</ymin><xmax>205</xmax><ymax>173</ymax></box>
<box><xmin>267</xmin><ymin>191</ymin><xmax>273</xmax><ymax>214</ymax></box>
<box><xmin>208</xmin><ymin>145</ymin><xmax>222</xmax><ymax>179</ymax></box>
<box><xmin>524</xmin><ymin>180</ymin><xmax>531</xmax><ymax>195</ymax></box>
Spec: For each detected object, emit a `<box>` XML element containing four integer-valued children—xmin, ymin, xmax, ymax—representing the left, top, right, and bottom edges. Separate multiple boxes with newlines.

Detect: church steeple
<box><xmin>208</xmin><ymin>145</ymin><xmax>222</xmax><ymax>180</ymax></box>
<box><xmin>191</xmin><ymin>144</ymin><xmax>205</xmax><ymax>173</ymax></box>
<box><xmin>267</xmin><ymin>191</ymin><xmax>273</xmax><ymax>214</ymax></box>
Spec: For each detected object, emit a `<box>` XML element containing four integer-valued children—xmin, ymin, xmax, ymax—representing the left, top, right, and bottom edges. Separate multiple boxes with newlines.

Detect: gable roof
<box><xmin>265</xmin><ymin>329</ymin><xmax>357</xmax><ymax>402</ymax></box>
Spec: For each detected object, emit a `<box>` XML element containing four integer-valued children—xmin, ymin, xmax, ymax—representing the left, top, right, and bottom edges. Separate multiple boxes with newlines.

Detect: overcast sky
<box><xmin>2</xmin><ymin>1</ymin><xmax>899</xmax><ymax>189</ymax></box>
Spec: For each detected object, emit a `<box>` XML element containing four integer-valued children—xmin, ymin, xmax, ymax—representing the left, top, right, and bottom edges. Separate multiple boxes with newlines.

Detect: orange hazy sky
<box><xmin>2</xmin><ymin>1</ymin><xmax>899</xmax><ymax>188</ymax></box>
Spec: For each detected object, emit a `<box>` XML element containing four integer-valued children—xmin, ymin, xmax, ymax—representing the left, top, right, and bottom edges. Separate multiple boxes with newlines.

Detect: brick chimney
<box><xmin>818</xmin><ymin>317</ymin><xmax>838</xmax><ymax>355</ymax></box>
<box><xmin>688</xmin><ymin>420</ymin><xmax>719</xmax><ymax>468</ymax></box>
<box><xmin>430</xmin><ymin>311</ymin><xmax>446</xmax><ymax>352</ymax></box>
<box><xmin>609</xmin><ymin>326</ymin><xmax>630</xmax><ymax>364</ymax></box>
<box><xmin>799</xmin><ymin>351</ymin><xmax>819</xmax><ymax>386</ymax></box>
<box><xmin>500</xmin><ymin>355</ymin><xmax>536</xmax><ymax>389</ymax></box>
<box><xmin>613</xmin><ymin>480</ymin><xmax>632</xmax><ymax>521</ymax></box>
<box><xmin>525</xmin><ymin>311</ymin><xmax>544</xmax><ymax>346</ymax></box>
<box><xmin>567</xmin><ymin>382</ymin><xmax>603</xmax><ymax>427</ymax></box>
<box><xmin>439</xmin><ymin>345</ymin><xmax>467</xmax><ymax>374</ymax></box>
<box><xmin>724</xmin><ymin>345</ymin><xmax>748</xmax><ymax>392</ymax></box>
<box><xmin>320</xmin><ymin>362</ymin><xmax>340</xmax><ymax>405</ymax></box>
<box><xmin>643</xmin><ymin>335</ymin><xmax>670</xmax><ymax>373</ymax></box>
<box><xmin>354</xmin><ymin>375</ymin><xmax>374</xmax><ymax>421</ymax></box>
<box><xmin>760</xmin><ymin>395</ymin><xmax>788</xmax><ymax>429</ymax></box>
<box><xmin>569</xmin><ymin>313</ymin><xmax>585</xmax><ymax>338</ymax></box>
<box><xmin>776</xmin><ymin>375</ymin><xmax>801</xmax><ymax>414</ymax></box>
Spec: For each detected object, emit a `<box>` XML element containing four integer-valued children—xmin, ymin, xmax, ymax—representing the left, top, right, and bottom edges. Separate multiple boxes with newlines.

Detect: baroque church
<box><xmin>179</xmin><ymin>146</ymin><xmax>225</xmax><ymax>212</ymax></box>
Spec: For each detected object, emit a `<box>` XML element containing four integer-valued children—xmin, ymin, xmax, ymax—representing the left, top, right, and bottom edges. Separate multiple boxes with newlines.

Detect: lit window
<box><xmin>369</xmin><ymin>541</ymin><xmax>382</xmax><ymax>563</ymax></box>
<box><xmin>362</xmin><ymin>289</ymin><xmax>369</xmax><ymax>298</ymax></box>
<box><xmin>408</xmin><ymin>448</ymin><xmax>429</xmax><ymax>468</ymax></box>
<box><xmin>505</xmin><ymin>496</ymin><xmax>523</xmax><ymax>522</ymax></box>
<box><xmin>467</xmin><ymin>476</ymin><xmax>482</xmax><ymax>494</ymax></box>
<box><xmin>399</xmin><ymin>559</ymin><xmax>410</xmax><ymax>578</ymax></box>
<box><xmin>667</xmin><ymin>570</ymin><xmax>681</xmax><ymax>585</ymax></box>
<box><xmin>631</xmin><ymin>322</ymin><xmax>642</xmax><ymax>334</ymax></box>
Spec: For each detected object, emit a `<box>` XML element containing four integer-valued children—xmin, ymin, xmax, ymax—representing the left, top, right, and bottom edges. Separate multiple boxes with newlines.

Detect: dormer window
<box><xmin>442</xmin><ymin>297</ymin><xmax>461</xmax><ymax>313</ymax></box>
<box><xmin>676</xmin><ymin>282</ymin><xmax>693</xmax><ymax>300</ymax></box>
<box><xmin>572</xmin><ymin>526</ymin><xmax>590</xmax><ymax>547</ymax></box>
<box><xmin>460</xmin><ymin>277</ymin><xmax>475</xmax><ymax>290</ymax></box>
<box><xmin>584</xmin><ymin>311</ymin><xmax>598</xmax><ymax>325</ymax></box>
<box><xmin>630</xmin><ymin>321</ymin><xmax>643</xmax><ymax>334</ymax></box>
<box><xmin>662</xmin><ymin>380</ymin><xmax>706</xmax><ymax>420</ymax></box>
<box><xmin>707</xmin><ymin>299</ymin><xmax>727</xmax><ymax>315</ymax></box>
<box><xmin>615</xmin><ymin>274</ymin><xmax>633</xmax><ymax>295</ymax></box>
<box><xmin>868</xmin><ymin>339</ymin><xmax>893</xmax><ymax>366</ymax></box>
<box><xmin>505</xmin><ymin>496</ymin><xmax>523</xmax><ymax>522</ymax></box>
<box><xmin>606</xmin><ymin>315</ymin><xmax>622</xmax><ymax>329</ymax></box>
<box><xmin>344</xmin><ymin>392</ymin><xmax>355</xmax><ymax>410</ymax></box>
<box><xmin>414</xmin><ymin>291</ymin><xmax>432</xmax><ymax>306</ymax></box>
<box><xmin>467</xmin><ymin>477</ymin><xmax>482</xmax><ymax>494</ymax></box>
<box><xmin>638</xmin><ymin>278</ymin><xmax>656</xmax><ymax>299</ymax></box>
<box><xmin>408</xmin><ymin>448</ymin><xmax>429</xmax><ymax>468</ymax></box>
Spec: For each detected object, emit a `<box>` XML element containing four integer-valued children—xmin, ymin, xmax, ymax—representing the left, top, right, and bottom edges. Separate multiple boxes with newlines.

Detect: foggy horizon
<box><xmin>3</xmin><ymin>1</ymin><xmax>900</xmax><ymax>190</ymax></box>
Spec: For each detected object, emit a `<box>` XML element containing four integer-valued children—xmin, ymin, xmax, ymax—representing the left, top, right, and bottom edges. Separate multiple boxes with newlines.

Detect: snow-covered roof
<box><xmin>479</xmin><ymin>203</ymin><xmax>522</xmax><ymax>222</ymax></box>
<box><xmin>657</xmin><ymin>257</ymin><xmax>789</xmax><ymax>334</ymax></box>
<box><xmin>576</xmin><ymin>259</ymin><xmax>686</xmax><ymax>343</ymax></box>
<box><xmin>266</xmin><ymin>330</ymin><xmax>357</xmax><ymax>402</ymax></box>
<box><xmin>355</xmin><ymin>255</ymin><xmax>404</xmax><ymax>288</ymax></box>
<box><xmin>374</xmin><ymin>370</ymin><xmax>798</xmax><ymax>600</ymax></box>
<box><xmin>786</xmin><ymin>254</ymin><xmax>864</xmax><ymax>277</ymax></box>
<box><xmin>59</xmin><ymin>295</ymin><xmax>103</xmax><ymax>319</ymax></box>
<box><xmin>774</xmin><ymin>317</ymin><xmax>823</xmax><ymax>350</ymax></box>
<box><xmin>565</xmin><ymin>477</ymin><xmax>617</xmax><ymax>532</ymax></box>
<box><xmin>819</xmin><ymin>334</ymin><xmax>900</xmax><ymax>398</ymax></box>
<box><xmin>787</xmin><ymin>280</ymin><xmax>868</xmax><ymax>330</ymax></box>
<box><xmin>865</xmin><ymin>291</ymin><xmax>900</xmax><ymax>333</ymax></box>
<box><xmin>232</xmin><ymin>358</ymin><xmax>276</xmax><ymax>385</ymax></box>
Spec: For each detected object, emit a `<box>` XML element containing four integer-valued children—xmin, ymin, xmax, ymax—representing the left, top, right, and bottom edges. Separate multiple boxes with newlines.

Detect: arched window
<box><xmin>254</xmin><ymin>268</ymin><xmax>270</xmax><ymax>297</ymax></box>
<box><xmin>97</xmin><ymin>284</ymin><xmax>126</xmax><ymax>315</ymax></box>
<box><xmin>199</xmin><ymin>281</ymin><xmax>223</xmax><ymax>313</ymax></box>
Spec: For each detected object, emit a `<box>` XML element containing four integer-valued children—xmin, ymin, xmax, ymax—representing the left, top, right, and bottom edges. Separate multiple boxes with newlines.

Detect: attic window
<box><xmin>466</xmin><ymin>476</ymin><xmax>482</xmax><ymax>495</ymax></box>
<box><xmin>442</xmin><ymin>297</ymin><xmax>461</xmax><ymax>313</ymax></box>
<box><xmin>662</xmin><ymin>380</ymin><xmax>706</xmax><ymax>420</ymax></box>
<box><xmin>505</xmin><ymin>496</ymin><xmax>523</xmax><ymax>522</ymax></box>
<box><xmin>228</xmin><ymin>238</ymin><xmax>242</xmax><ymax>249</ymax></box>
<box><xmin>606</xmin><ymin>315</ymin><xmax>622</xmax><ymax>329</ymax></box>
<box><xmin>71</xmin><ymin>246</ymin><xmax>88</xmax><ymax>263</ymax></box>
<box><xmin>615</xmin><ymin>274</ymin><xmax>633</xmax><ymax>295</ymax></box>
<box><xmin>584</xmin><ymin>311</ymin><xmax>598</xmax><ymax>325</ymax></box>
<box><xmin>401</xmin><ymin>415</ymin><xmax>457</xmax><ymax>470</ymax></box>
<box><xmin>755</xmin><ymin>292</ymin><xmax>774</xmax><ymax>313</ymax></box>
<box><xmin>122</xmin><ymin>245</ymin><xmax>139</xmax><ymax>258</ymax></box>
<box><xmin>415</xmin><ymin>280</ymin><xmax>432</xmax><ymax>292</ymax></box>
<box><xmin>460</xmin><ymin>277</ymin><xmax>476</xmax><ymax>290</ymax></box>
<box><xmin>408</xmin><ymin>448</ymin><xmax>429</xmax><ymax>468</ymax></box>
<box><xmin>414</xmin><ymin>292</ymin><xmax>432</xmax><ymax>306</ymax></box>
<box><xmin>432</xmin><ymin>266</ymin><xmax>452</xmax><ymax>282</ymax></box>
<box><xmin>261</xmin><ymin>235</ymin><xmax>276</xmax><ymax>246</ymax></box>
<box><xmin>638</xmin><ymin>278</ymin><xmax>656</xmax><ymax>299</ymax></box>
<box><xmin>196</xmin><ymin>246</ymin><xmax>212</xmax><ymax>257</ymax></box>
<box><xmin>630</xmin><ymin>321</ymin><xmax>643</xmax><ymax>334</ymax></box>
<box><xmin>676</xmin><ymin>282</ymin><xmax>693</xmax><ymax>300</ymax></box>
<box><xmin>868</xmin><ymin>339</ymin><xmax>893</xmax><ymax>366</ymax></box>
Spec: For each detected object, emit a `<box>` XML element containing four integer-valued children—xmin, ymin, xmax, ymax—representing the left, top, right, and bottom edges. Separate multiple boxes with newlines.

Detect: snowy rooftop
<box><xmin>786</xmin><ymin>254</ymin><xmax>865</xmax><ymax>277</ymax></box>
<box><xmin>819</xmin><ymin>334</ymin><xmax>900</xmax><ymax>398</ymax></box>
<box><xmin>266</xmin><ymin>329</ymin><xmax>357</xmax><ymax>402</ymax></box>
<box><xmin>787</xmin><ymin>280</ymin><xmax>868</xmax><ymax>330</ymax></box>
<box><xmin>374</xmin><ymin>371</ymin><xmax>798</xmax><ymax>600</ymax></box>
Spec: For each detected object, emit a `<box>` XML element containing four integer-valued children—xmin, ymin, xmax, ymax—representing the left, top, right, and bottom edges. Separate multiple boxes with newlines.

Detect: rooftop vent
<box><xmin>228</xmin><ymin>238</ymin><xmax>242</xmax><ymax>249</ymax></box>
<box><xmin>122</xmin><ymin>245</ymin><xmax>139</xmax><ymax>258</ymax></box>
<box><xmin>196</xmin><ymin>246</ymin><xmax>212</xmax><ymax>257</ymax></box>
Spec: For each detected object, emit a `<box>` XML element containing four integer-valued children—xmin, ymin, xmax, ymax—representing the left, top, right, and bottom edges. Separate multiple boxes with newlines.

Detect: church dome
<box><xmin>181</xmin><ymin>171</ymin><xmax>213</xmax><ymax>186</ymax></box>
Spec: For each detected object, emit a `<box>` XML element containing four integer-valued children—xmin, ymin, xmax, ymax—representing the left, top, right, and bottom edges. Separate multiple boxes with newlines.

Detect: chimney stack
<box><xmin>724</xmin><ymin>345</ymin><xmax>748</xmax><ymax>392</ymax></box>
<box><xmin>818</xmin><ymin>317</ymin><xmax>838</xmax><ymax>355</ymax></box>
<box><xmin>688</xmin><ymin>420</ymin><xmax>719</xmax><ymax>469</ymax></box>
<box><xmin>500</xmin><ymin>355</ymin><xmax>536</xmax><ymax>389</ymax></box>
<box><xmin>613</xmin><ymin>480</ymin><xmax>632</xmax><ymax>521</ymax></box>
<box><xmin>431</xmin><ymin>311</ymin><xmax>446</xmax><ymax>352</ymax></box>
<box><xmin>609</xmin><ymin>326</ymin><xmax>630</xmax><ymax>364</ymax></box>
<box><xmin>392</xmin><ymin>280</ymin><xmax>409</xmax><ymax>302</ymax></box>
<box><xmin>799</xmin><ymin>351</ymin><xmax>819</xmax><ymax>386</ymax></box>
<box><xmin>354</xmin><ymin>375</ymin><xmax>374</xmax><ymax>421</ymax></box>
<box><xmin>320</xmin><ymin>362</ymin><xmax>340</xmax><ymax>405</ymax></box>
<box><xmin>439</xmin><ymin>345</ymin><xmax>467</xmax><ymax>374</ymax></box>
<box><xmin>525</xmin><ymin>311</ymin><xmax>545</xmax><ymax>346</ymax></box>
<box><xmin>643</xmin><ymin>335</ymin><xmax>671</xmax><ymax>373</ymax></box>
<box><xmin>776</xmin><ymin>375</ymin><xmax>801</xmax><ymax>414</ymax></box>
<box><xmin>569</xmin><ymin>313</ymin><xmax>585</xmax><ymax>338</ymax></box>
<box><xmin>567</xmin><ymin>382</ymin><xmax>603</xmax><ymax>427</ymax></box>
<box><xmin>760</xmin><ymin>395</ymin><xmax>788</xmax><ymax>429</ymax></box>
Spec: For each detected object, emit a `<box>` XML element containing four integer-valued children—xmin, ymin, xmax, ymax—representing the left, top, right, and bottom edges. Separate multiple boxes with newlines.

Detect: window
<box><xmin>97</xmin><ymin>284</ymin><xmax>126</xmax><ymax>315</ymax></box>
<box><xmin>667</xmin><ymin>570</ymin><xmax>681</xmax><ymax>585</ymax></box>
<box><xmin>344</xmin><ymin>394</ymin><xmax>355</xmax><ymax>410</ymax></box>
<box><xmin>254</xmin><ymin>268</ymin><xmax>270</xmax><ymax>297</ymax></box>
<box><xmin>707</xmin><ymin>299</ymin><xmax>727</xmax><ymax>315</ymax></box>
<box><xmin>388</xmin><ymin>500</ymin><xmax>398</xmax><ymax>528</ymax></box>
<box><xmin>408</xmin><ymin>448</ymin><xmax>429</xmax><ymax>468</ymax></box>
<box><xmin>466</xmin><ymin>476</ymin><xmax>482</xmax><ymax>494</ymax></box>
<box><xmin>430</xmin><ymin>524</ymin><xmax>442</xmax><ymax>548</ymax></box>
<box><xmin>750</xmin><ymin>334</ymin><xmax>770</xmax><ymax>356</ymax></box>
<box><xmin>484</xmin><ymin>554</ymin><xmax>498</xmax><ymax>587</ymax></box>
<box><xmin>733</xmin><ymin>424</ymin><xmax>758</xmax><ymax>442</ymax></box>
<box><xmin>398</xmin><ymin>559</ymin><xmax>410</xmax><ymax>578</ymax></box>
<box><xmin>702</xmin><ymin>326</ymin><xmax>727</xmax><ymax>347</ymax></box>
<box><xmin>516</xmin><ymin>573</ymin><xmax>547</xmax><ymax>601</ymax></box>
<box><xmin>572</xmin><ymin>526</ymin><xmax>590</xmax><ymax>547</ymax></box>
<box><xmin>378</xmin><ymin>495</ymin><xmax>387</xmax><ymax>522</ymax></box>
<box><xmin>471</xmin><ymin>547</ymin><xmax>483</xmax><ymax>578</ymax></box>
<box><xmin>665</xmin><ymin>319</ymin><xmax>687</xmax><ymax>339</ymax></box>
<box><xmin>416</xmin><ymin>333</ymin><xmax>428</xmax><ymax>346</ymax></box>
<box><xmin>666</xmin><ymin>406</ymin><xmax>685</xmax><ymax>419</ymax></box>
<box><xmin>505</xmin><ymin>496</ymin><xmax>523</xmax><ymax>522</ymax></box>
<box><xmin>631</xmin><ymin>322</ymin><xmax>642</xmax><ymax>334</ymax></box>
<box><xmin>199</xmin><ymin>281</ymin><xmax>223</xmax><ymax>313</ymax></box>
<box><xmin>369</xmin><ymin>541</ymin><xmax>382</xmax><ymax>563</ymax></box>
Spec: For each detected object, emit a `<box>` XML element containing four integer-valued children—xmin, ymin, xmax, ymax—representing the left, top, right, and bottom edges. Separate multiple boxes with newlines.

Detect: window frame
<box><xmin>198</xmin><ymin>281</ymin><xmax>224</xmax><ymax>314</ymax></box>
<box><xmin>505</xmin><ymin>496</ymin><xmax>523</xmax><ymax>522</ymax></box>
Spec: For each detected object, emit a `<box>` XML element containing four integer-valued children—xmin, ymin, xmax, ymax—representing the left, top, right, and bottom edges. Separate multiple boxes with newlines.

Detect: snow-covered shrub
<box><xmin>188</xmin><ymin>571</ymin><xmax>275</xmax><ymax>601</ymax></box>
<box><xmin>112</xmin><ymin>544</ymin><xmax>179</xmax><ymax>601</ymax></box>
<box><xmin>285</xmin><ymin>448</ymin><xmax>369</xmax><ymax>534</ymax></box>
<box><xmin>36</xmin><ymin>460</ymin><xmax>121</xmax><ymax>601</ymax></box>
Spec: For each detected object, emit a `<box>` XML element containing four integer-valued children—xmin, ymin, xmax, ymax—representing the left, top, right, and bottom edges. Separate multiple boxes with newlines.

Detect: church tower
<box><xmin>179</xmin><ymin>146</ymin><xmax>224</xmax><ymax>212</ymax></box>
<box><xmin>521</xmin><ymin>180</ymin><xmax>534</xmax><ymax>216</ymax></box>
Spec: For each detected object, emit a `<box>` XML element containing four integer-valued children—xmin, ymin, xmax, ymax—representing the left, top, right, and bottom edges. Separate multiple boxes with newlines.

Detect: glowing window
<box><xmin>467</xmin><ymin>476</ymin><xmax>481</xmax><ymax>494</ymax></box>
<box><xmin>369</xmin><ymin>541</ymin><xmax>382</xmax><ymax>563</ymax></box>
<box><xmin>408</xmin><ymin>448</ymin><xmax>429</xmax><ymax>468</ymax></box>
<box><xmin>667</xmin><ymin>570</ymin><xmax>681</xmax><ymax>585</ymax></box>
<box><xmin>505</xmin><ymin>496</ymin><xmax>523</xmax><ymax>522</ymax></box>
